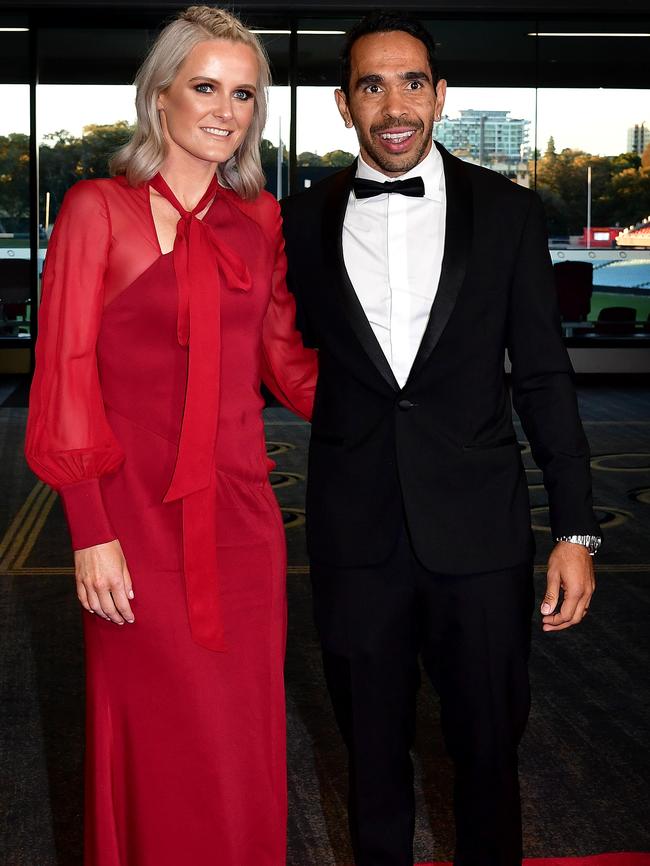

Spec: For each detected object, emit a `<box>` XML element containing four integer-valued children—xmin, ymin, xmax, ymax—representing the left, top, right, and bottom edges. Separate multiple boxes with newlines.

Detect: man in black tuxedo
<box><xmin>280</xmin><ymin>12</ymin><xmax>601</xmax><ymax>865</ymax></box>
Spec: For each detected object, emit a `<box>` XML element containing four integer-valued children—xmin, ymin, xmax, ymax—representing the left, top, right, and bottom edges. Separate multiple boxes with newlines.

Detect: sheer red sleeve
<box><xmin>258</xmin><ymin>195</ymin><xmax>318</xmax><ymax>421</ymax></box>
<box><xmin>25</xmin><ymin>180</ymin><xmax>124</xmax><ymax>550</ymax></box>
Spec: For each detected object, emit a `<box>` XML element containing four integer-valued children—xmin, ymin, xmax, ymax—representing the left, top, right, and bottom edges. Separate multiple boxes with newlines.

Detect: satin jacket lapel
<box><xmin>407</xmin><ymin>142</ymin><xmax>473</xmax><ymax>384</ymax></box>
<box><xmin>321</xmin><ymin>161</ymin><xmax>400</xmax><ymax>391</ymax></box>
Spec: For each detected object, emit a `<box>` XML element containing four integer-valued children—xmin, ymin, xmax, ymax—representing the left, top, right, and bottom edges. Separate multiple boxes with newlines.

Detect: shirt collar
<box><xmin>354</xmin><ymin>143</ymin><xmax>444</xmax><ymax>203</ymax></box>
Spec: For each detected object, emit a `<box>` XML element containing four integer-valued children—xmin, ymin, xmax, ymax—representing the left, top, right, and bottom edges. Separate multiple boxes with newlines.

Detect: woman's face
<box><xmin>157</xmin><ymin>38</ymin><xmax>259</xmax><ymax>167</ymax></box>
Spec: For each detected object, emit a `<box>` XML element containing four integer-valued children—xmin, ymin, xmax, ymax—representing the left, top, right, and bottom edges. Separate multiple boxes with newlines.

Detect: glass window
<box><xmin>294</xmin><ymin>16</ymin><xmax>650</xmax><ymax>333</ymax></box>
<box><xmin>0</xmin><ymin>21</ymin><xmax>31</xmax><ymax>348</ymax></box>
<box><xmin>296</xmin><ymin>21</ymin><xmax>359</xmax><ymax>189</ymax></box>
<box><xmin>15</xmin><ymin>12</ymin><xmax>649</xmax><ymax>348</ymax></box>
<box><xmin>295</xmin><ymin>18</ymin><xmax>537</xmax><ymax>189</ymax></box>
<box><xmin>38</xmin><ymin>28</ymin><xmax>149</xmax><ymax>237</ymax></box>
<box><xmin>415</xmin><ymin>19</ymin><xmax>537</xmax><ymax>186</ymax></box>
<box><xmin>38</xmin><ymin>83</ymin><xmax>136</xmax><ymax>236</ymax></box>
<box><xmin>37</xmin><ymin>25</ymin><xmax>293</xmax><ymax>212</ymax></box>
<box><xmin>440</xmin><ymin>90</ymin><xmax>535</xmax><ymax>186</ymax></box>
<box><xmin>253</xmin><ymin>30</ymin><xmax>291</xmax><ymax>198</ymax></box>
<box><xmin>536</xmin><ymin>22</ymin><xmax>650</xmax><ymax>326</ymax></box>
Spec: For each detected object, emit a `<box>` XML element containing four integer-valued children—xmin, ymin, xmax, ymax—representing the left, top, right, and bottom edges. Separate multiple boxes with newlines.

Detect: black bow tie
<box><xmin>353</xmin><ymin>176</ymin><xmax>425</xmax><ymax>200</ymax></box>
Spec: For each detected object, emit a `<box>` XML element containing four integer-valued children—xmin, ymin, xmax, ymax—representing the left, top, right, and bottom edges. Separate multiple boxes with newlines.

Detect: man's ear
<box><xmin>434</xmin><ymin>79</ymin><xmax>447</xmax><ymax>120</ymax></box>
<box><xmin>334</xmin><ymin>88</ymin><xmax>354</xmax><ymax>129</ymax></box>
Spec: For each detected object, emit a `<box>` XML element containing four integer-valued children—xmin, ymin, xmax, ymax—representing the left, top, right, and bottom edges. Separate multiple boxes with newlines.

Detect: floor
<box><xmin>0</xmin><ymin>378</ymin><xmax>649</xmax><ymax>865</ymax></box>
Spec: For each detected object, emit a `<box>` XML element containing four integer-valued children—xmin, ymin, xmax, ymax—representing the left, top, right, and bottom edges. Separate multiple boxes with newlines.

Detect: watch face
<box><xmin>583</xmin><ymin>537</ymin><xmax>601</xmax><ymax>555</ymax></box>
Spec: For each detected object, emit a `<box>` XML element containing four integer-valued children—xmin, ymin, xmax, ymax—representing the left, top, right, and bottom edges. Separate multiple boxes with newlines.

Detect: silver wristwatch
<box><xmin>555</xmin><ymin>534</ymin><xmax>602</xmax><ymax>556</ymax></box>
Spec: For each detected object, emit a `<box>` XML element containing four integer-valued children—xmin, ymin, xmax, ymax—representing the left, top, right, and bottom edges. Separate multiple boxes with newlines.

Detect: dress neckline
<box><xmin>147</xmin><ymin>172</ymin><xmax>219</xmax><ymax>258</ymax></box>
<box><xmin>150</xmin><ymin>172</ymin><xmax>219</xmax><ymax>219</ymax></box>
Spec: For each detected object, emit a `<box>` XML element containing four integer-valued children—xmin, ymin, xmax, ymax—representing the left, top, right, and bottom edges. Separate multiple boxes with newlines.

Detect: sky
<box><xmin>1</xmin><ymin>82</ymin><xmax>648</xmax><ymax>158</ymax></box>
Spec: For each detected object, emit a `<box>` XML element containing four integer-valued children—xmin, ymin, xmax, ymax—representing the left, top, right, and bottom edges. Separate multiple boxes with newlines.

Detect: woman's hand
<box><xmin>74</xmin><ymin>539</ymin><xmax>135</xmax><ymax>625</ymax></box>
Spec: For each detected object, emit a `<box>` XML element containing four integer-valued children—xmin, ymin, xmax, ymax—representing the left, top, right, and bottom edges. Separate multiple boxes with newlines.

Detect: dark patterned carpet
<box><xmin>1</xmin><ymin>378</ymin><xmax>649</xmax><ymax>866</ymax></box>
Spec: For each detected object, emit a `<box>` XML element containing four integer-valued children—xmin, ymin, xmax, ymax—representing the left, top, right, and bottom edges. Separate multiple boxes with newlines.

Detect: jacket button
<box><xmin>397</xmin><ymin>399</ymin><xmax>415</xmax><ymax>411</ymax></box>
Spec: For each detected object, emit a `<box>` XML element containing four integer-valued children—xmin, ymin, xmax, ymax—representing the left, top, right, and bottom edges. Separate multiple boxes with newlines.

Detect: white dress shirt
<box><xmin>342</xmin><ymin>145</ymin><xmax>447</xmax><ymax>387</ymax></box>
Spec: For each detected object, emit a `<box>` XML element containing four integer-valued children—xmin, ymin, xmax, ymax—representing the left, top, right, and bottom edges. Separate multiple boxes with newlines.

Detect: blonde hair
<box><xmin>110</xmin><ymin>5</ymin><xmax>270</xmax><ymax>199</ymax></box>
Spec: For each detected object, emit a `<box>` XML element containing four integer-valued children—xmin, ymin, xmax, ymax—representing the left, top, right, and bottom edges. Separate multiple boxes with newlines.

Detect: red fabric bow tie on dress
<box><xmin>149</xmin><ymin>171</ymin><xmax>252</xmax><ymax>653</ymax></box>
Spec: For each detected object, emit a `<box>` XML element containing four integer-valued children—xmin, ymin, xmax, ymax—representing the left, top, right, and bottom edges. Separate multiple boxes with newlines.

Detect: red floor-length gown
<box><xmin>25</xmin><ymin>173</ymin><xmax>318</xmax><ymax>866</ymax></box>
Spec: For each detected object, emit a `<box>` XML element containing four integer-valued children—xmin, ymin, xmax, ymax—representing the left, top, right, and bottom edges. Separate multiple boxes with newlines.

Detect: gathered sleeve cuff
<box><xmin>59</xmin><ymin>478</ymin><xmax>117</xmax><ymax>551</ymax></box>
<box><xmin>259</xmin><ymin>199</ymin><xmax>318</xmax><ymax>421</ymax></box>
<box><xmin>24</xmin><ymin>180</ymin><xmax>124</xmax><ymax>550</ymax></box>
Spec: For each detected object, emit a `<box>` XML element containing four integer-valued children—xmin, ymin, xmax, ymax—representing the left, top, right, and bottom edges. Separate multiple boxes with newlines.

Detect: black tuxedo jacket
<box><xmin>280</xmin><ymin>142</ymin><xmax>599</xmax><ymax>573</ymax></box>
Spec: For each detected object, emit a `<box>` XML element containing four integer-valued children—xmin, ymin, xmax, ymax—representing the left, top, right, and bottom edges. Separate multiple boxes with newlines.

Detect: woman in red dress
<box><xmin>25</xmin><ymin>7</ymin><xmax>317</xmax><ymax>865</ymax></box>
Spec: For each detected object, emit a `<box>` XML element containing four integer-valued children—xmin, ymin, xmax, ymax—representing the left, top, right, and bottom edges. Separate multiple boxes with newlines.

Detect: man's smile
<box><xmin>375</xmin><ymin>126</ymin><xmax>419</xmax><ymax>153</ymax></box>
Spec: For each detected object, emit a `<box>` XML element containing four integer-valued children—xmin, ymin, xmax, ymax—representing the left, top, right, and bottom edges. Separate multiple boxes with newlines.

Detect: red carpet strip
<box><xmin>418</xmin><ymin>856</ymin><xmax>650</xmax><ymax>866</ymax></box>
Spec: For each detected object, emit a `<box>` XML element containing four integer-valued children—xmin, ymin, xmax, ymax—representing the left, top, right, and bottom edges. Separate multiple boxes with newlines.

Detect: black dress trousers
<box><xmin>311</xmin><ymin>527</ymin><xmax>535</xmax><ymax>866</ymax></box>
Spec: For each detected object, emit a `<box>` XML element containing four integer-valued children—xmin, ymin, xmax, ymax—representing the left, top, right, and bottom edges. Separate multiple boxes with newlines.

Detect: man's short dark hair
<box><xmin>340</xmin><ymin>11</ymin><xmax>439</xmax><ymax>97</ymax></box>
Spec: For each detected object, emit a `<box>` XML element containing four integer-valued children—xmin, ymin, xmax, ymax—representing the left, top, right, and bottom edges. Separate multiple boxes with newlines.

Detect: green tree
<box><xmin>78</xmin><ymin>121</ymin><xmax>133</xmax><ymax>178</ymax></box>
<box><xmin>610</xmin><ymin>152</ymin><xmax>641</xmax><ymax>174</ymax></box>
<box><xmin>0</xmin><ymin>133</ymin><xmax>30</xmax><ymax>223</ymax></box>
<box><xmin>545</xmin><ymin>136</ymin><xmax>557</xmax><ymax>159</ymax></box>
<box><xmin>535</xmin><ymin>184</ymin><xmax>570</xmax><ymax>236</ymax></box>
<box><xmin>260</xmin><ymin>138</ymin><xmax>287</xmax><ymax>171</ymax></box>
<box><xmin>642</xmin><ymin>142</ymin><xmax>650</xmax><ymax>170</ymax></box>
<box><xmin>607</xmin><ymin>167</ymin><xmax>650</xmax><ymax>225</ymax></box>
<box><xmin>535</xmin><ymin>147</ymin><xmax>650</xmax><ymax>234</ymax></box>
<box><xmin>39</xmin><ymin>122</ymin><xmax>133</xmax><ymax>222</ymax></box>
<box><xmin>297</xmin><ymin>151</ymin><xmax>323</xmax><ymax>166</ymax></box>
<box><xmin>321</xmin><ymin>149</ymin><xmax>355</xmax><ymax>167</ymax></box>
<box><xmin>39</xmin><ymin>129</ymin><xmax>82</xmax><ymax>221</ymax></box>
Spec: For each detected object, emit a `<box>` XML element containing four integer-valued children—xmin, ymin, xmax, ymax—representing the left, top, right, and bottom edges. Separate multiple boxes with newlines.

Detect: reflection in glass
<box><xmin>0</xmin><ymin>84</ymin><xmax>31</xmax><ymax>340</ymax></box>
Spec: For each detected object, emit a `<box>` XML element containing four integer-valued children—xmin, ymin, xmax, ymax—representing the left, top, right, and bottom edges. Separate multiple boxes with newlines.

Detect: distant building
<box><xmin>436</xmin><ymin>109</ymin><xmax>530</xmax><ymax>163</ymax></box>
<box><xmin>582</xmin><ymin>227</ymin><xmax>621</xmax><ymax>248</ymax></box>
<box><xmin>627</xmin><ymin>122</ymin><xmax>649</xmax><ymax>155</ymax></box>
<box><xmin>616</xmin><ymin>215</ymin><xmax>650</xmax><ymax>248</ymax></box>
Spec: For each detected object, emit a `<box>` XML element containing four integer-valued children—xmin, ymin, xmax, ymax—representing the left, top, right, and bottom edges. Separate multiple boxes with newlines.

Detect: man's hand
<box><xmin>540</xmin><ymin>541</ymin><xmax>595</xmax><ymax>632</ymax></box>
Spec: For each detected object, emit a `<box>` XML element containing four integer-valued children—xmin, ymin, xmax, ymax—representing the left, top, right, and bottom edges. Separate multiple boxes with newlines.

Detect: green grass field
<box><xmin>590</xmin><ymin>292</ymin><xmax>650</xmax><ymax>323</ymax></box>
<box><xmin>0</xmin><ymin>239</ymin><xmax>31</xmax><ymax>249</ymax></box>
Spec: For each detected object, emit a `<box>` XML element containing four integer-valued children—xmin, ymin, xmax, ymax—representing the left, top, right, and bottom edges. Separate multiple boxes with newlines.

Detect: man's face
<box><xmin>335</xmin><ymin>30</ymin><xmax>446</xmax><ymax>177</ymax></box>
